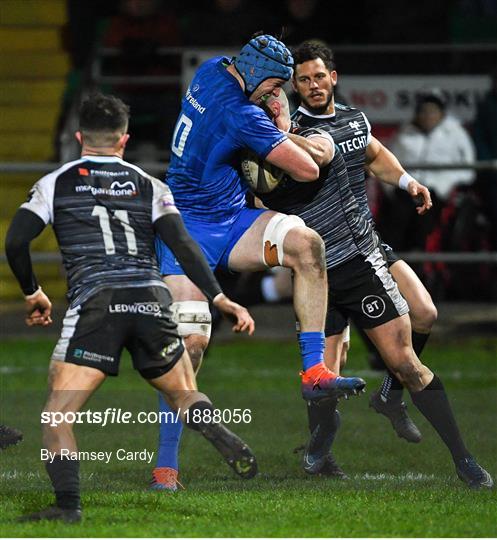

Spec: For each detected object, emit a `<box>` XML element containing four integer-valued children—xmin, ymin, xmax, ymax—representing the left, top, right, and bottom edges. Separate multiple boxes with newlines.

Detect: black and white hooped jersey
<box><xmin>258</xmin><ymin>125</ymin><xmax>377</xmax><ymax>269</ymax></box>
<box><xmin>21</xmin><ymin>156</ymin><xmax>179</xmax><ymax>306</ymax></box>
<box><xmin>292</xmin><ymin>103</ymin><xmax>373</xmax><ymax>221</ymax></box>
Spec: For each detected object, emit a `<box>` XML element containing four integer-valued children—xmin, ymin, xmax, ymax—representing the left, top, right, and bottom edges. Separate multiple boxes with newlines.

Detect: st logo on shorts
<box><xmin>361</xmin><ymin>295</ymin><xmax>386</xmax><ymax>318</ymax></box>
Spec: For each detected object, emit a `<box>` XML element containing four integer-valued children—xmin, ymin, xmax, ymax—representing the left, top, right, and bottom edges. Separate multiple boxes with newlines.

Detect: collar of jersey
<box><xmin>297</xmin><ymin>105</ymin><xmax>336</xmax><ymax>119</ymax></box>
<box><xmin>216</xmin><ymin>57</ymin><xmax>246</xmax><ymax>92</ymax></box>
<box><xmin>81</xmin><ymin>156</ymin><xmax>122</xmax><ymax>163</ymax></box>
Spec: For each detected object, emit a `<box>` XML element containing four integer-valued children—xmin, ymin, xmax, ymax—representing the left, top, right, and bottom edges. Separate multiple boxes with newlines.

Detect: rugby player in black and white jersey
<box><xmin>5</xmin><ymin>93</ymin><xmax>258</xmax><ymax>523</ymax></box>
<box><xmin>291</xmin><ymin>41</ymin><xmax>438</xmax><ymax>443</ymax></box>
<box><xmin>257</xmin><ymin>90</ymin><xmax>492</xmax><ymax>488</ymax></box>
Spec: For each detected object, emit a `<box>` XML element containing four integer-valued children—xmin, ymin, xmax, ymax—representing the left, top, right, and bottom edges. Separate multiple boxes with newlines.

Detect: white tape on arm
<box><xmin>399</xmin><ymin>172</ymin><xmax>415</xmax><ymax>191</ymax></box>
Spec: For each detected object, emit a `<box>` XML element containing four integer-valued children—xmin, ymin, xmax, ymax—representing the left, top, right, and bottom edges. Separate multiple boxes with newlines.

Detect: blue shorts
<box><xmin>156</xmin><ymin>207</ymin><xmax>266</xmax><ymax>275</ymax></box>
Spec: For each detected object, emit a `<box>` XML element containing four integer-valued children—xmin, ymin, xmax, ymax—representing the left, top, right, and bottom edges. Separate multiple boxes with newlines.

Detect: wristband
<box><xmin>24</xmin><ymin>286</ymin><xmax>42</xmax><ymax>300</ymax></box>
<box><xmin>398</xmin><ymin>172</ymin><xmax>414</xmax><ymax>191</ymax></box>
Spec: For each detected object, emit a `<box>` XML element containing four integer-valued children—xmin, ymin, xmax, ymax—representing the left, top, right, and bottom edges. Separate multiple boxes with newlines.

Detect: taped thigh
<box><xmin>262</xmin><ymin>213</ymin><xmax>306</xmax><ymax>267</ymax></box>
<box><xmin>170</xmin><ymin>301</ymin><xmax>211</xmax><ymax>338</ymax></box>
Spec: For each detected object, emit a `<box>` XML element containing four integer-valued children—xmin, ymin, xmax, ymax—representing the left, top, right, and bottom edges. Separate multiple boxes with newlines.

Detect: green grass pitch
<box><xmin>1</xmin><ymin>334</ymin><xmax>496</xmax><ymax>537</ymax></box>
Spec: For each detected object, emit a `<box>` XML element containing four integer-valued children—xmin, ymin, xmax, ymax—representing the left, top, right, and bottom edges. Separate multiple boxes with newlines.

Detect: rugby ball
<box><xmin>240</xmin><ymin>150</ymin><xmax>286</xmax><ymax>194</ymax></box>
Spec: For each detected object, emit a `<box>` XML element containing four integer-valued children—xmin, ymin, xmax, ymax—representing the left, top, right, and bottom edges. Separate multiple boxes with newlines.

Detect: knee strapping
<box><xmin>170</xmin><ymin>301</ymin><xmax>211</xmax><ymax>338</ymax></box>
<box><xmin>262</xmin><ymin>214</ymin><xmax>306</xmax><ymax>267</ymax></box>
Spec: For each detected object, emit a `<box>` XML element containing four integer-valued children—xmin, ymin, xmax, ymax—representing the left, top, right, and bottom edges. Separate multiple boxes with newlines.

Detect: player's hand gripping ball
<box><xmin>240</xmin><ymin>150</ymin><xmax>286</xmax><ymax>194</ymax></box>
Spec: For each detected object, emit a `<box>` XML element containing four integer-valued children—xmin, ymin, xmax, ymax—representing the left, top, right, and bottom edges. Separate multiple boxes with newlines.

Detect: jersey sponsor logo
<box><xmin>73</xmin><ymin>348</ymin><xmax>114</xmax><ymax>363</ymax></box>
<box><xmin>185</xmin><ymin>87</ymin><xmax>206</xmax><ymax>114</ymax></box>
<box><xmin>348</xmin><ymin>120</ymin><xmax>364</xmax><ymax>135</ymax></box>
<box><xmin>108</xmin><ymin>302</ymin><xmax>162</xmax><ymax>316</ymax></box>
<box><xmin>361</xmin><ymin>295</ymin><xmax>386</xmax><ymax>318</ymax></box>
<box><xmin>79</xmin><ymin>168</ymin><xmax>90</xmax><ymax>176</ymax></box>
<box><xmin>160</xmin><ymin>338</ymin><xmax>182</xmax><ymax>362</ymax></box>
<box><xmin>110</xmin><ymin>180</ymin><xmax>137</xmax><ymax>194</ymax></box>
<box><xmin>90</xmin><ymin>169</ymin><xmax>130</xmax><ymax>178</ymax></box>
<box><xmin>75</xmin><ymin>180</ymin><xmax>137</xmax><ymax>197</ymax></box>
<box><xmin>160</xmin><ymin>192</ymin><xmax>175</xmax><ymax>208</ymax></box>
<box><xmin>337</xmin><ymin>135</ymin><xmax>368</xmax><ymax>154</ymax></box>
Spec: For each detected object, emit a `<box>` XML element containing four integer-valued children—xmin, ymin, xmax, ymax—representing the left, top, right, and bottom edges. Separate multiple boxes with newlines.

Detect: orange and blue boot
<box><xmin>150</xmin><ymin>467</ymin><xmax>183</xmax><ymax>492</ymax></box>
<box><xmin>301</xmin><ymin>363</ymin><xmax>366</xmax><ymax>401</ymax></box>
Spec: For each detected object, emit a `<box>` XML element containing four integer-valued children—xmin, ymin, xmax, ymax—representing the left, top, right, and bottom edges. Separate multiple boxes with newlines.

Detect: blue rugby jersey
<box><xmin>166</xmin><ymin>57</ymin><xmax>287</xmax><ymax>221</ymax></box>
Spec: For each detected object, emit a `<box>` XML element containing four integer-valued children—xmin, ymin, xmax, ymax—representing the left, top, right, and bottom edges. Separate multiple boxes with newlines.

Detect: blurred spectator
<box><xmin>100</xmin><ymin>0</ymin><xmax>182</xmax><ymax>158</ymax></box>
<box><xmin>473</xmin><ymin>70</ymin><xmax>497</xmax><ymax>249</ymax></box>
<box><xmin>382</xmin><ymin>89</ymin><xmax>478</xmax><ymax>298</ymax></box>
<box><xmin>392</xmin><ymin>89</ymin><xmax>476</xmax><ymax>201</ymax></box>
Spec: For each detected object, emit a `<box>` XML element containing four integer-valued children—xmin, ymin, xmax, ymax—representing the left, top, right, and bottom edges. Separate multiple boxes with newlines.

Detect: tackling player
<box><xmin>5</xmin><ymin>93</ymin><xmax>259</xmax><ymax>522</ymax></box>
<box><xmin>152</xmin><ymin>33</ymin><xmax>365</xmax><ymax>490</ymax></box>
<box><xmin>259</xmin><ymin>90</ymin><xmax>492</xmax><ymax>489</ymax></box>
<box><xmin>291</xmin><ymin>41</ymin><xmax>438</xmax><ymax>444</ymax></box>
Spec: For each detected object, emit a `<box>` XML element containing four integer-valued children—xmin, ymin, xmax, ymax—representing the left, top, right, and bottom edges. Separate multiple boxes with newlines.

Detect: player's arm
<box><xmin>234</xmin><ymin>104</ymin><xmax>319</xmax><ymax>182</ymax></box>
<box><xmin>365</xmin><ymin>136</ymin><xmax>432</xmax><ymax>215</ymax></box>
<box><xmin>285</xmin><ymin>130</ymin><xmax>335</xmax><ymax>168</ymax></box>
<box><xmin>5</xmin><ymin>208</ymin><xmax>53</xmax><ymax>326</ymax></box>
<box><xmin>265</xmin><ymin>139</ymin><xmax>319</xmax><ymax>182</ymax></box>
<box><xmin>154</xmin><ymin>214</ymin><xmax>254</xmax><ymax>335</ymax></box>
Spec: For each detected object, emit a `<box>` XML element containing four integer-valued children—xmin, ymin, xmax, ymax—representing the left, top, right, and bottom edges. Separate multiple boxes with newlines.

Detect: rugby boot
<box><xmin>0</xmin><ymin>424</ymin><xmax>23</xmax><ymax>450</ymax></box>
<box><xmin>150</xmin><ymin>466</ymin><xmax>183</xmax><ymax>491</ymax></box>
<box><xmin>320</xmin><ymin>453</ymin><xmax>348</xmax><ymax>479</ymax></box>
<box><xmin>200</xmin><ymin>423</ymin><xmax>257</xmax><ymax>479</ymax></box>
<box><xmin>301</xmin><ymin>363</ymin><xmax>366</xmax><ymax>401</ymax></box>
<box><xmin>455</xmin><ymin>456</ymin><xmax>494</xmax><ymax>489</ymax></box>
<box><xmin>18</xmin><ymin>506</ymin><xmax>81</xmax><ymax>523</ymax></box>
<box><xmin>369</xmin><ymin>391</ymin><xmax>422</xmax><ymax>443</ymax></box>
<box><xmin>303</xmin><ymin>410</ymin><xmax>347</xmax><ymax>478</ymax></box>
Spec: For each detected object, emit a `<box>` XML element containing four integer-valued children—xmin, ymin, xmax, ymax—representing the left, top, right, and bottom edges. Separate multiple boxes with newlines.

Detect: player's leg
<box><xmin>304</xmin><ymin>324</ymin><xmax>350</xmax><ymax>478</ymax></box>
<box><xmin>20</xmin><ymin>293</ymin><xmax>122</xmax><ymax>522</ymax></box>
<box><xmin>390</xmin><ymin>259</ymin><xmax>437</xmax><ymax>346</ymax></box>
<box><xmin>131</xmin><ymin>285</ymin><xmax>256</xmax><ymax>485</ymax></box>
<box><xmin>20</xmin><ymin>361</ymin><xmax>106</xmax><ymax>523</ymax></box>
<box><xmin>153</xmin><ymin>232</ymin><xmax>214</xmax><ymax>488</ymax></box>
<box><xmin>143</xmin><ymin>351</ymin><xmax>257</xmax><ymax>480</ymax></box>
<box><xmin>373</xmin><ymin>258</ymin><xmax>438</xmax><ymax>406</ymax></box>
<box><xmin>227</xmin><ymin>210</ymin><xmax>365</xmax><ymax>401</ymax></box>
<box><xmin>366</xmin><ymin>315</ymin><xmax>493</xmax><ymax>488</ymax></box>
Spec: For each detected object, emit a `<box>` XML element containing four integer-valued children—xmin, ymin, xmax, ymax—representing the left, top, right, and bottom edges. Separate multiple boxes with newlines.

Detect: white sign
<box><xmin>337</xmin><ymin>75</ymin><xmax>491</xmax><ymax>123</ymax></box>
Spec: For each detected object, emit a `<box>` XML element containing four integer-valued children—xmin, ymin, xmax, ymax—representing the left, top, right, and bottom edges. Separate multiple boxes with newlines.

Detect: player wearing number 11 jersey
<box><xmin>5</xmin><ymin>93</ymin><xmax>260</xmax><ymax>522</ymax></box>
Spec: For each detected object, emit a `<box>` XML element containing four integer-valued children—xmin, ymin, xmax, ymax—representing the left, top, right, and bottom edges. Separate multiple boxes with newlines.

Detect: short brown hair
<box><xmin>79</xmin><ymin>93</ymin><xmax>130</xmax><ymax>146</ymax></box>
<box><xmin>292</xmin><ymin>41</ymin><xmax>336</xmax><ymax>72</ymax></box>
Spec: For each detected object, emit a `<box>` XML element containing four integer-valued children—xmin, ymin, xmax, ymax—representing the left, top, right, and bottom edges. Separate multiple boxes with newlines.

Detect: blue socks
<box><xmin>299</xmin><ymin>331</ymin><xmax>325</xmax><ymax>371</ymax></box>
<box><xmin>156</xmin><ymin>393</ymin><xmax>183</xmax><ymax>471</ymax></box>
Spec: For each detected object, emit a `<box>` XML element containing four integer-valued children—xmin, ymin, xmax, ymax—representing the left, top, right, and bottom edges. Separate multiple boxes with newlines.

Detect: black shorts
<box><xmin>52</xmin><ymin>286</ymin><xmax>184</xmax><ymax>376</ymax></box>
<box><xmin>380</xmin><ymin>239</ymin><xmax>401</xmax><ymax>268</ymax></box>
<box><xmin>325</xmin><ymin>247</ymin><xmax>409</xmax><ymax>336</ymax></box>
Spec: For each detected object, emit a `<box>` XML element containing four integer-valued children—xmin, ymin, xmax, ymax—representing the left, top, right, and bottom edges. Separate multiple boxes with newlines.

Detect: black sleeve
<box><xmin>5</xmin><ymin>208</ymin><xmax>46</xmax><ymax>295</ymax></box>
<box><xmin>154</xmin><ymin>213</ymin><xmax>222</xmax><ymax>301</ymax></box>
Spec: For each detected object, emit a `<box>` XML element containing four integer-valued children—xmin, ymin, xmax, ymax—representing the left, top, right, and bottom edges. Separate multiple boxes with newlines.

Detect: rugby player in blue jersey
<box><xmin>152</xmin><ymin>34</ymin><xmax>366</xmax><ymax>490</ymax></box>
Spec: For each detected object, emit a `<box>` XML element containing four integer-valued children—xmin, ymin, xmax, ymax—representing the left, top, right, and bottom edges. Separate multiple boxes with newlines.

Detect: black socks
<box><xmin>410</xmin><ymin>374</ymin><xmax>470</xmax><ymax>462</ymax></box>
<box><xmin>306</xmin><ymin>398</ymin><xmax>339</xmax><ymax>435</ymax></box>
<box><xmin>45</xmin><ymin>456</ymin><xmax>80</xmax><ymax>510</ymax></box>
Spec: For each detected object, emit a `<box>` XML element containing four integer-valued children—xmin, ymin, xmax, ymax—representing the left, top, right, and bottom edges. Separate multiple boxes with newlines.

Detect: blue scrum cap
<box><xmin>234</xmin><ymin>34</ymin><xmax>294</xmax><ymax>96</ymax></box>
